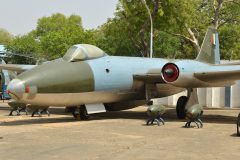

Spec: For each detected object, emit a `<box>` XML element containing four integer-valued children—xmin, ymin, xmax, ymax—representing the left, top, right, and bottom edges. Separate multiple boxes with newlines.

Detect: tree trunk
<box><xmin>213</xmin><ymin>0</ymin><xmax>224</xmax><ymax>29</ymax></box>
<box><xmin>186</xmin><ymin>27</ymin><xmax>201</xmax><ymax>53</ymax></box>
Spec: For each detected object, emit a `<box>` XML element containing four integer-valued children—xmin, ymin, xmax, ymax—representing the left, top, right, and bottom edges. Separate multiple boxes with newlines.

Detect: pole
<box><xmin>142</xmin><ymin>0</ymin><xmax>153</xmax><ymax>58</ymax></box>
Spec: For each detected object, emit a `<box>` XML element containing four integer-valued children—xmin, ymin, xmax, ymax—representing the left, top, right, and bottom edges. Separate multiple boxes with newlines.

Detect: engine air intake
<box><xmin>162</xmin><ymin>63</ymin><xmax>179</xmax><ymax>82</ymax></box>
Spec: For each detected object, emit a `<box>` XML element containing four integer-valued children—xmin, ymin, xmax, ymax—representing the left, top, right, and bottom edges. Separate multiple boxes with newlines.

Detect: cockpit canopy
<box><xmin>63</xmin><ymin>44</ymin><xmax>107</xmax><ymax>62</ymax></box>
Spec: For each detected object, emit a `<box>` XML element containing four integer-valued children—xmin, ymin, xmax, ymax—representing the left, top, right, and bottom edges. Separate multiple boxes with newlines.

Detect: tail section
<box><xmin>196</xmin><ymin>27</ymin><xmax>220</xmax><ymax>64</ymax></box>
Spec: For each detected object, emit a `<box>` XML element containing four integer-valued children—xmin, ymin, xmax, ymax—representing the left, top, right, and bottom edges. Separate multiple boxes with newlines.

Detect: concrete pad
<box><xmin>0</xmin><ymin>102</ymin><xmax>240</xmax><ymax>160</ymax></box>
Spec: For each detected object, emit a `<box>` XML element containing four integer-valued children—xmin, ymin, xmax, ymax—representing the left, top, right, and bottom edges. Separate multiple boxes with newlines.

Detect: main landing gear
<box><xmin>176</xmin><ymin>96</ymin><xmax>188</xmax><ymax>119</ymax></box>
<box><xmin>176</xmin><ymin>88</ymin><xmax>200</xmax><ymax>120</ymax></box>
<box><xmin>72</xmin><ymin>105</ymin><xmax>89</xmax><ymax>120</ymax></box>
<box><xmin>176</xmin><ymin>89</ymin><xmax>204</xmax><ymax>128</ymax></box>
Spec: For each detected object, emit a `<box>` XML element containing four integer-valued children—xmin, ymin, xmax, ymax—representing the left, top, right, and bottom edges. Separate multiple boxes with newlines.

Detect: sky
<box><xmin>0</xmin><ymin>0</ymin><xmax>119</xmax><ymax>35</ymax></box>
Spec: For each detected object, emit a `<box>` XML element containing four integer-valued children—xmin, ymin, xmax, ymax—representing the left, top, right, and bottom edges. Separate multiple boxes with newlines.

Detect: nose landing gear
<box><xmin>71</xmin><ymin>105</ymin><xmax>89</xmax><ymax>120</ymax></box>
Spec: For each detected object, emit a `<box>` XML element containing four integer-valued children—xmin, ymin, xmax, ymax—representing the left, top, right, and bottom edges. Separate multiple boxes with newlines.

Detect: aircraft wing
<box><xmin>194</xmin><ymin>70</ymin><xmax>240</xmax><ymax>83</ymax></box>
<box><xmin>0</xmin><ymin>64</ymin><xmax>36</xmax><ymax>72</ymax></box>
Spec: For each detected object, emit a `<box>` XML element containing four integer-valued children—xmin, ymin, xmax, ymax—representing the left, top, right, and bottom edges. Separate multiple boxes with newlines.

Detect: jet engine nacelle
<box><xmin>161</xmin><ymin>61</ymin><xmax>214</xmax><ymax>88</ymax></box>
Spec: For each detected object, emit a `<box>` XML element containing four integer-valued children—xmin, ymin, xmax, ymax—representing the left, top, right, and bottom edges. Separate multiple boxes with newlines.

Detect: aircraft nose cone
<box><xmin>7</xmin><ymin>79</ymin><xmax>25</xmax><ymax>100</ymax></box>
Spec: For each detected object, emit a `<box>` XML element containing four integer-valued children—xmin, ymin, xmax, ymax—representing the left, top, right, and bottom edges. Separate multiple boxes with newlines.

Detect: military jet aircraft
<box><xmin>3</xmin><ymin>27</ymin><xmax>240</xmax><ymax>122</ymax></box>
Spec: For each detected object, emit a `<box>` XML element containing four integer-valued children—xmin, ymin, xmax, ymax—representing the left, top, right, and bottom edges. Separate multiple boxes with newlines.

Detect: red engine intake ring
<box><xmin>162</xmin><ymin>63</ymin><xmax>179</xmax><ymax>82</ymax></box>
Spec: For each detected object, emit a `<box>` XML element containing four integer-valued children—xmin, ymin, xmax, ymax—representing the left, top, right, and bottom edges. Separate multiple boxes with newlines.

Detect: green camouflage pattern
<box><xmin>147</xmin><ymin>105</ymin><xmax>166</xmax><ymax>117</ymax></box>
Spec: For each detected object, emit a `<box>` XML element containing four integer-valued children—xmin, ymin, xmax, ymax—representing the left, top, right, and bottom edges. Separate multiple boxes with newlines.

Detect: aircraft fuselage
<box><xmin>7</xmin><ymin>56</ymin><xmax>184</xmax><ymax>106</ymax></box>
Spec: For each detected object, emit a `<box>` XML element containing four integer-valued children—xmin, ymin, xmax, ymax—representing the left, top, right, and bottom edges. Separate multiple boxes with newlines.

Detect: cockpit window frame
<box><xmin>63</xmin><ymin>44</ymin><xmax>107</xmax><ymax>62</ymax></box>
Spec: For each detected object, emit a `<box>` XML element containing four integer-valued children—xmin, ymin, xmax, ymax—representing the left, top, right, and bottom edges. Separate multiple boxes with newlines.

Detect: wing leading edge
<box><xmin>194</xmin><ymin>69</ymin><xmax>240</xmax><ymax>84</ymax></box>
<box><xmin>0</xmin><ymin>64</ymin><xmax>36</xmax><ymax>72</ymax></box>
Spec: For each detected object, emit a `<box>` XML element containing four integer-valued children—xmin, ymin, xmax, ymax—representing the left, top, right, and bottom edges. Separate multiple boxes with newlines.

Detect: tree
<box><xmin>5</xmin><ymin>2</ymin><xmax>239</xmax><ymax>62</ymax></box>
<box><xmin>6</xmin><ymin>34</ymin><xmax>42</xmax><ymax>64</ymax></box>
<box><xmin>96</xmin><ymin>0</ymin><xmax>194</xmax><ymax>58</ymax></box>
<box><xmin>0</xmin><ymin>28</ymin><xmax>12</xmax><ymax>44</ymax></box>
<box><xmin>96</xmin><ymin>0</ymin><xmax>239</xmax><ymax>59</ymax></box>
<box><xmin>35</xmin><ymin>13</ymin><xmax>86</xmax><ymax>59</ymax></box>
<box><xmin>6</xmin><ymin>13</ymin><xmax>94</xmax><ymax>61</ymax></box>
<box><xmin>220</xmin><ymin>24</ymin><xmax>240</xmax><ymax>60</ymax></box>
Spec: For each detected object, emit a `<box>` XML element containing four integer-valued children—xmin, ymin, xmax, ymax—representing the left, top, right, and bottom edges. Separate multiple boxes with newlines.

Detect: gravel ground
<box><xmin>0</xmin><ymin>102</ymin><xmax>240</xmax><ymax>160</ymax></box>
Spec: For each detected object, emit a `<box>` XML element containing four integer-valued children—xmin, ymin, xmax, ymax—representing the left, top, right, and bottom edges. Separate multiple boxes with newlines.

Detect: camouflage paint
<box><xmin>17</xmin><ymin>59</ymin><xmax>94</xmax><ymax>93</ymax></box>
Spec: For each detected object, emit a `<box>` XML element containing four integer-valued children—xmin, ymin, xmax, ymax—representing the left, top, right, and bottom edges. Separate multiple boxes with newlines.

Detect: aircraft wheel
<box><xmin>72</xmin><ymin>112</ymin><xmax>81</xmax><ymax>120</ymax></box>
<box><xmin>65</xmin><ymin>106</ymin><xmax>77</xmax><ymax>113</ymax></box>
<box><xmin>176</xmin><ymin>96</ymin><xmax>188</xmax><ymax>119</ymax></box>
<box><xmin>72</xmin><ymin>105</ymin><xmax>89</xmax><ymax>120</ymax></box>
<box><xmin>237</xmin><ymin>113</ymin><xmax>240</xmax><ymax>137</ymax></box>
<box><xmin>79</xmin><ymin>105</ymin><xmax>89</xmax><ymax>120</ymax></box>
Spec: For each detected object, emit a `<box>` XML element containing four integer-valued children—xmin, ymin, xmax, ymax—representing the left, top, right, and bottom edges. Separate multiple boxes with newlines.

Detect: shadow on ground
<box><xmin>0</xmin><ymin>106</ymin><xmax>239</xmax><ymax>126</ymax></box>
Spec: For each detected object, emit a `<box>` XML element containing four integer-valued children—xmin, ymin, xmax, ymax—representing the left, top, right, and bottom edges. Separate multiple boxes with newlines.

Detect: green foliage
<box><xmin>6</xmin><ymin>34</ymin><xmax>41</xmax><ymax>64</ymax></box>
<box><xmin>35</xmin><ymin>13</ymin><xmax>83</xmax><ymax>37</ymax></box>
<box><xmin>154</xmin><ymin>31</ymin><xmax>181</xmax><ymax>58</ymax></box>
<box><xmin>94</xmin><ymin>0</ymin><xmax>206</xmax><ymax>58</ymax></box>
<box><xmin>6</xmin><ymin>13</ymin><xmax>93</xmax><ymax>62</ymax></box>
<box><xmin>0</xmin><ymin>28</ymin><xmax>12</xmax><ymax>44</ymax></box>
<box><xmin>96</xmin><ymin>18</ymin><xmax>138</xmax><ymax>56</ymax></box>
<box><xmin>36</xmin><ymin>13</ymin><xmax>86</xmax><ymax>60</ymax></box>
<box><xmin>5</xmin><ymin>1</ymin><xmax>240</xmax><ymax>62</ymax></box>
<box><xmin>220</xmin><ymin>24</ymin><xmax>240</xmax><ymax>60</ymax></box>
<box><xmin>95</xmin><ymin>0</ymin><xmax>239</xmax><ymax>59</ymax></box>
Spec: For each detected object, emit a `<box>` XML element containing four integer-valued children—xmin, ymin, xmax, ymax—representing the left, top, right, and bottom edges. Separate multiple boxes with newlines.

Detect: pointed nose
<box><xmin>7</xmin><ymin>79</ymin><xmax>25</xmax><ymax>100</ymax></box>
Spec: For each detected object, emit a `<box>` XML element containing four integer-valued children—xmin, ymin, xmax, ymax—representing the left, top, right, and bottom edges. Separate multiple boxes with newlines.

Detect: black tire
<box><xmin>72</xmin><ymin>105</ymin><xmax>89</xmax><ymax>120</ymax></box>
<box><xmin>79</xmin><ymin>105</ymin><xmax>89</xmax><ymax>120</ymax></box>
<box><xmin>237</xmin><ymin>113</ymin><xmax>240</xmax><ymax>137</ymax></box>
<box><xmin>176</xmin><ymin>96</ymin><xmax>188</xmax><ymax>119</ymax></box>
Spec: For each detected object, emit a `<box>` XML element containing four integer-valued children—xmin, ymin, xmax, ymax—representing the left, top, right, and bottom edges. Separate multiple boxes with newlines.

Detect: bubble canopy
<box><xmin>63</xmin><ymin>44</ymin><xmax>107</xmax><ymax>62</ymax></box>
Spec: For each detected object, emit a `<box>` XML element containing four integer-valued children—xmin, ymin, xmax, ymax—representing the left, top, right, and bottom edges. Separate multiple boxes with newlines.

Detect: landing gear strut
<box><xmin>176</xmin><ymin>96</ymin><xmax>188</xmax><ymax>119</ymax></box>
<box><xmin>72</xmin><ymin>105</ymin><xmax>89</xmax><ymax>120</ymax></box>
<box><xmin>176</xmin><ymin>88</ymin><xmax>200</xmax><ymax>120</ymax></box>
<box><xmin>237</xmin><ymin>113</ymin><xmax>240</xmax><ymax>137</ymax></box>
